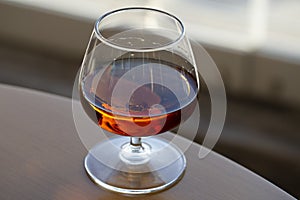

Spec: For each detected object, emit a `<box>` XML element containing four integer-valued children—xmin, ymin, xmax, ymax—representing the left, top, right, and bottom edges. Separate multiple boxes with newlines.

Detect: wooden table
<box><xmin>0</xmin><ymin>84</ymin><xmax>296</xmax><ymax>200</ymax></box>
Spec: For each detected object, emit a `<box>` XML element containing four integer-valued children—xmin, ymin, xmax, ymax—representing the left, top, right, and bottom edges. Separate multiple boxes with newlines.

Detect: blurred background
<box><xmin>0</xmin><ymin>0</ymin><xmax>299</xmax><ymax>198</ymax></box>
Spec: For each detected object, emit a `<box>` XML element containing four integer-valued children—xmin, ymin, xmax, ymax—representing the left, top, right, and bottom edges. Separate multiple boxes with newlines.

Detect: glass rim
<box><xmin>94</xmin><ymin>7</ymin><xmax>186</xmax><ymax>52</ymax></box>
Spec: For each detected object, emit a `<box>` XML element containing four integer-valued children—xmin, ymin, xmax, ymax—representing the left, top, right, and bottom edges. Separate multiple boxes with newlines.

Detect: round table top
<box><xmin>0</xmin><ymin>84</ymin><xmax>296</xmax><ymax>200</ymax></box>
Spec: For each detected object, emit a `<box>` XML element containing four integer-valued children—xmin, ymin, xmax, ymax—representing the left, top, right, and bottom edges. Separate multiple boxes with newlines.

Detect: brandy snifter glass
<box><xmin>79</xmin><ymin>7</ymin><xmax>200</xmax><ymax>194</ymax></box>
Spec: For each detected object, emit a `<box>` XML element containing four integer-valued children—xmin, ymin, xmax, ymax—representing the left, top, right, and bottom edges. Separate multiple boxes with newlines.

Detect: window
<box><xmin>6</xmin><ymin>0</ymin><xmax>299</xmax><ymax>59</ymax></box>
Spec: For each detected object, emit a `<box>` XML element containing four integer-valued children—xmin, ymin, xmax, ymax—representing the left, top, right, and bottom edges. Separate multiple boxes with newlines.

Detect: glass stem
<box><xmin>119</xmin><ymin>137</ymin><xmax>151</xmax><ymax>165</ymax></box>
<box><xmin>130</xmin><ymin>137</ymin><xmax>142</xmax><ymax>147</ymax></box>
<box><xmin>129</xmin><ymin>137</ymin><xmax>145</xmax><ymax>153</ymax></box>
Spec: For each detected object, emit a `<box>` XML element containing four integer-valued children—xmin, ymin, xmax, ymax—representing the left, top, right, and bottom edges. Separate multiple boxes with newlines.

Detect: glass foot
<box><xmin>84</xmin><ymin>136</ymin><xmax>186</xmax><ymax>194</ymax></box>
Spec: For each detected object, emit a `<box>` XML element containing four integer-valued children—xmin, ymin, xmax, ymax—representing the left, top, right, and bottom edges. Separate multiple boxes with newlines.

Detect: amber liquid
<box><xmin>80</xmin><ymin>54</ymin><xmax>198</xmax><ymax>137</ymax></box>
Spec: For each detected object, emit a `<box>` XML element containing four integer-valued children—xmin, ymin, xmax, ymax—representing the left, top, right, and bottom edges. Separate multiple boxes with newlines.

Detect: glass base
<box><xmin>84</xmin><ymin>135</ymin><xmax>186</xmax><ymax>195</ymax></box>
